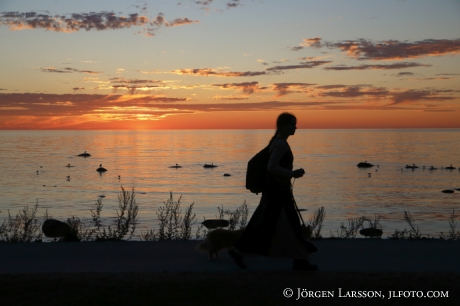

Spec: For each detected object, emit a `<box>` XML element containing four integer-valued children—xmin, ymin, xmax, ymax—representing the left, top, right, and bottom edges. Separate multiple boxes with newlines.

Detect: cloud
<box><xmin>212</xmin><ymin>81</ymin><xmax>262</xmax><ymax>94</ymax></box>
<box><xmin>407</xmin><ymin>77</ymin><xmax>454</xmax><ymax>81</ymax></box>
<box><xmin>290</xmin><ymin>37</ymin><xmax>322</xmax><ymax>51</ymax></box>
<box><xmin>309</xmin><ymin>38</ymin><xmax>460</xmax><ymax>60</ymax></box>
<box><xmin>0</xmin><ymin>93</ymin><xmax>190</xmax><ymax>118</ymax></box>
<box><xmin>316</xmin><ymin>85</ymin><xmax>389</xmax><ymax>98</ymax></box>
<box><xmin>165</xmin><ymin>17</ymin><xmax>199</xmax><ymax>27</ymax></box>
<box><xmin>389</xmin><ymin>89</ymin><xmax>458</xmax><ymax>105</ymax></box>
<box><xmin>213</xmin><ymin>95</ymin><xmax>248</xmax><ymax>100</ymax></box>
<box><xmin>191</xmin><ymin>0</ymin><xmax>244</xmax><ymax>10</ymax></box>
<box><xmin>266</xmin><ymin>61</ymin><xmax>332</xmax><ymax>71</ymax></box>
<box><xmin>394</xmin><ymin>72</ymin><xmax>414</xmax><ymax>77</ymax></box>
<box><xmin>0</xmin><ymin>93</ymin><xmax>335</xmax><ymax>121</ymax></box>
<box><xmin>1</xmin><ymin>91</ymin><xmax>458</xmax><ymax>128</ymax></box>
<box><xmin>108</xmin><ymin>78</ymin><xmax>174</xmax><ymax>94</ymax></box>
<box><xmin>144</xmin><ymin>97</ymin><xmax>189</xmax><ymax>103</ymax></box>
<box><xmin>72</xmin><ymin>87</ymin><xmax>85</xmax><ymax>91</ymax></box>
<box><xmin>112</xmin><ymin>85</ymin><xmax>161</xmax><ymax>94</ymax></box>
<box><xmin>41</xmin><ymin>67</ymin><xmax>102</xmax><ymax>74</ymax></box>
<box><xmin>435</xmin><ymin>73</ymin><xmax>460</xmax><ymax>76</ymax></box>
<box><xmin>324</xmin><ymin>62</ymin><xmax>430</xmax><ymax>70</ymax></box>
<box><xmin>170</xmin><ymin>68</ymin><xmax>268</xmax><ymax>77</ymax></box>
<box><xmin>0</xmin><ymin>11</ymin><xmax>149</xmax><ymax>32</ymax></box>
<box><xmin>272</xmin><ymin>83</ymin><xmax>315</xmax><ymax>97</ymax></box>
<box><xmin>0</xmin><ymin>10</ymin><xmax>198</xmax><ymax>37</ymax></box>
<box><xmin>109</xmin><ymin>78</ymin><xmax>163</xmax><ymax>84</ymax></box>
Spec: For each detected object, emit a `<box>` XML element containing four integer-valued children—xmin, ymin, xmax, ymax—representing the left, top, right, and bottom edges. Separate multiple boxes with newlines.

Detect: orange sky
<box><xmin>0</xmin><ymin>1</ymin><xmax>459</xmax><ymax>129</ymax></box>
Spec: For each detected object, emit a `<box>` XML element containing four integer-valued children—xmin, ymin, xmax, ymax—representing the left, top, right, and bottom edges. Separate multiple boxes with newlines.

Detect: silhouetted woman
<box><xmin>229</xmin><ymin>112</ymin><xmax>318</xmax><ymax>271</ymax></box>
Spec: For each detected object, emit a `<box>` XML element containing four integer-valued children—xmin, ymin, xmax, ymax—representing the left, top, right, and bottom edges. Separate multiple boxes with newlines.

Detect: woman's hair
<box><xmin>269</xmin><ymin>112</ymin><xmax>297</xmax><ymax>145</ymax></box>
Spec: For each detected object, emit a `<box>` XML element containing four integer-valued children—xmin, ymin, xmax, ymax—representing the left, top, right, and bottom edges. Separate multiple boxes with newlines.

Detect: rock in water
<box><xmin>357</xmin><ymin>162</ymin><xmax>374</xmax><ymax>168</ymax></box>
<box><xmin>42</xmin><ymin>219</ymin><xmax>71</xmax><ymax>238</ymax></box>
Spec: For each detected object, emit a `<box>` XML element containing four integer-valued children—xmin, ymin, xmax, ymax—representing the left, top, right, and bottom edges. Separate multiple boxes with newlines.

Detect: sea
<box><xmin>1</xmin><ymin>129</ymin><xmax>459</xmax><ymax>239</ymax></box>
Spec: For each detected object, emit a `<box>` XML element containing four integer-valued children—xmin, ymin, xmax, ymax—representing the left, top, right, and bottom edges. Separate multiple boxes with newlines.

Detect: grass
<box><xmin>141</xmin><ymin>192</ymin><xmax>196</xmax><ymax>241</ymax></box>
<box><xmin>1</xmin><ymin>189</ymin><xmax>460</xmax><ymax>242</ymax></box>
<box><xmin>0</xmin><ymin>201</ymin><xmax>42</xmax><ymax>242</ymax></box>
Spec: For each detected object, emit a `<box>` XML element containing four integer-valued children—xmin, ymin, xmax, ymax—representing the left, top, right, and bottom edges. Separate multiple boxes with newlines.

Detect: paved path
<box><xmin>1</xmin><ymin>239</ymin><xmax>459</xmax><ymax>274</ymax></box>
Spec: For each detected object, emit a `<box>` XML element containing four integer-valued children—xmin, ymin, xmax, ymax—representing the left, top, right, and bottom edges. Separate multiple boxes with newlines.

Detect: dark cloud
<box><xmin>290</xmin><ymin>37</ymin><xmax>322</xmax><ymax>51</ymax></box>
<box><xmin>266</xmin><ymin>61</ymin><xmax>332</xmax><ymax>71</ymax></box>
<box><xmin>195</xmin><ymin>0</ymin><xmax>214</xmax><ymax>5</ymax></box>
<box><xmin>395</xmin><ymin>72</ymin><xmax>414</xmax><ymax>77</ymax></box>
<box><xmin>435</xmin><ymin>73</ymin><xmax>460</xmax><ymax>76</ymax></box>
<box><xmin>227</xmin><ymin>0</ymin><xmax>241</xmax><ymax>8</ymax></box>
<box><xmin>291</xmin><ymin>46</ymin><xmax>305</xmax><ymax>52</ymax></box>
<box><xmin>108</xmin><ymin>78</ymin><xmax>169</xmax><ymax>94</ymax></box>
<box><xmin>317</xmin><ymin>85</ymin><xmax>389</xmax><ymax>98</ymax></box>
<box><xmin>0</xmin><ymin>93</ymin><xmax>190</xmax><ymax>118</ymax></box>
<box><xmin>148</xmin><ymin>97</ymin><xmax>189</xmax><ymax>103</ymax></box>
<box><xmin>109</xmin><ymin>78</ymin><xmax>163</xmax><ymax>84</ymax></box>
<box><xmin>212</xmin><ymin>81</ymin><xmax>261</xmax><ymax>94</ymax></box>
<box><xmin>112</xmin><ymin>85</ymin><xmax>160</xmax><ymax>94</ymax></box>
<box><xmin>0</xmin><ymin>11</ymin><xmax>149</xmax><ymax>32</ymax></box>
<box><xmin>409</xmin><ymin>77</ymin><xmax>454</xmax><ymax>81</ymax></box>
<box><xmin>0</xmin><ymin>93</ymin><xmax>335</xmax><ymax>119</ymax></box>
<box><xmin>324</xmin><ymin>62</ymin><xmax>430</xmax><ymax>70</ymax></box>
<box><xmin>41</xmin><ymin>67</ymin><xmax>71</xmax><ymax>73</ymax></box>
<box><xmin>41</xmin><ymin>67</ymin><xmax>102</xmax><ymax>74</ymax></box>
<box><xmin>213</xmin><ymin>96</ymin><xmax>248</xmax><ymax>100</ymax></box>
<box><xmin>72</xmin><ymin>87</ymin><xmax>85</xmax><ymax>91</ymax></box>
<box><xmin>193</xmin><ymin>0</ymin><xmax>244</xmax><ymax>10</ymax></box>
<box><xmin>272</xmin><ymin>83</ymin><xmax>315</xmax><ymax>96</ymax></box>
<box><xmin>166</xmin><ymin>17</ymin><xmax>199</xmax><ymax>27</ymax></box>
<box><xmin>316</xmin><ymin>85</ymin><xmax>348</xmax><ymax>90</ymax></box>
<box><xmin>1</xmin><ymin>92</ymin><xmax>458</xmax><ymax>128</ymax></box>
<box><xmin>0</xmin><ymin>93</ymin><xmax>114</xmax><ymax>116</ymax></box>
<box><xmin>312</xmin><ymin>38</ymin><xmax>460</xmax><ymax>60</ymax></box>
<box><xmin>391</xmin><ymin>89</ymin><xmax>457</xmax><ymax>105</ymax></box>
<box><xmin>172</xmin><ymin>68</ymin><xmax>268</xmax><ymax>77</ymax></box>
<box><xmin>0</xmin><ymin>10</ymin><xmax>198</xmax><ymax>37</ymax></box>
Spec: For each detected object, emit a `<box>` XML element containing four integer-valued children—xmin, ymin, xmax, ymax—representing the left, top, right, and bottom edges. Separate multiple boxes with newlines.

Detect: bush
<box><xmin>0</xmin><ymin>202</ymin><xmax>42</xmax><ymax>242</ymax></box>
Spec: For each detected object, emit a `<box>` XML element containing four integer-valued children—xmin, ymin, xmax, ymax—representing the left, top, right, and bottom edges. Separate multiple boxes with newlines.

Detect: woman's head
<box><xmin>276</xmin><ymin>112</ymin><xmax>296</xmax><ymax>130</ymax></box>
<box><xmin>268</xmin><ymin>113</ymin><xmax>297</xmax><ymax>144</ymax></box>
<box><xmin>276</xmin><ymin>112</ymin><xmax>297</xmax><ymax>136</ymax></box>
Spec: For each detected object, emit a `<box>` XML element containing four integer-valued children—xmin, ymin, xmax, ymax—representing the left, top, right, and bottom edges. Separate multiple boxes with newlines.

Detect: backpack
<box><xmin>245</xmin><ymin>144</ymin><xmax>271</xmax><ymax>194</ymax></box>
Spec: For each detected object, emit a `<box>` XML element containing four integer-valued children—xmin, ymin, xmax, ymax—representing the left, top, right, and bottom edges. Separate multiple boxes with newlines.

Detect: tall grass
<box><xmin>2</xmin><ymin>191</ymin><xmax>460</xmax><ymax>242</ymax></box>
<box><xmin>216</xmin><ymin>200</ymin><xmax>249</xmax><ymax>230</ymax></box>
<box><xmin>0</xmin><ymin>202</ymin><xmax>42</xmax><ymax>242</ymax></box>
<box><xmin>308</xmin><ymin>206</ymin><xmax>325</xmax><ymax>239</ymax></box>
<box><xmin>142</xmin><ymin>192</ymin><xmax>196</xmax><ymax>241</ymax></box>
<box><xmin>91</xmin><ymin>186</ymin><xmax>139</xmax><ymax>241</ymax></box>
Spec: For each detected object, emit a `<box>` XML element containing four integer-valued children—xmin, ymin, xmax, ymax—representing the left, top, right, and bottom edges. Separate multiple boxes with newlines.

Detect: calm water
<box><xmin>1</xmin><ymin>129</ymin><xmax>459</xmax><ymax>239</ymax></box>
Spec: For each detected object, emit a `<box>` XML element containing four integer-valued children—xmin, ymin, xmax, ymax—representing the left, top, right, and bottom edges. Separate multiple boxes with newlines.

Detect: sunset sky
<box><xmin>1</xmin><ymin>0</ymin><xmax>459</xmax><ymax>129</ymax></box>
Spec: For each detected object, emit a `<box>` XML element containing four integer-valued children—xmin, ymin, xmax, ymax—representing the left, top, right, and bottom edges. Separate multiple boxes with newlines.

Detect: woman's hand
<box><xmin>292</xmin><ymin>168</ymin><xmax>305</xmax><ymax>178</ymax></box>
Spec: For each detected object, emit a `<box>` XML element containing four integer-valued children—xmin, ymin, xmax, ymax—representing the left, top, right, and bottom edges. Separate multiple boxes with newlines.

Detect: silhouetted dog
<box><xmin>196</xmin><ymin>228</ymin><xmax>245</xmax><ymax>259</ymax></box>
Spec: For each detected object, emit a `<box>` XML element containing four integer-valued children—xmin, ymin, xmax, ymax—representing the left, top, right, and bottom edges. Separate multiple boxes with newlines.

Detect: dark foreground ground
<box><xmin>1</xmin><ymin>240</ymin><xmax>459</xmax><ymax>305</ymax></box>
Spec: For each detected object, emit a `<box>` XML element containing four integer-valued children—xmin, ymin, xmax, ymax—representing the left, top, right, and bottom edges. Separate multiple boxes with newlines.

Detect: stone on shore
<box><xmin>201</xmin><ymin>219</ymin><xmax>230</xmax><ymax>229</ymax></box>
<box><xmin>359</xmin><ymin>228</ymin><xmax>383</xmax><ymax>238</ymax></box>
<box><xmin>42</xmin><ymin>219</ymin><xmax>71</xmax><ymax>238</ymax></box>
